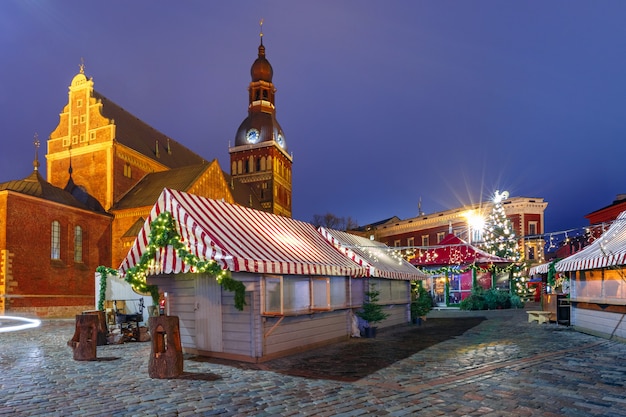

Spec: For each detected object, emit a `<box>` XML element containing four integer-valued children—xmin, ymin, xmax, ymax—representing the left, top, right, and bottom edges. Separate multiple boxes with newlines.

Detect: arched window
<box><xmin>237</xmin><ymin>160</ymin><xmax>243</xmax><ymax>174</ymax></box>
<box><xmin>51</xmin><ymin>221</ymin><xmax>61</xmax><ymax>259</ymax></box>
<box><xmin>74</xmin><ymin>225</ymin><xmax>83</xmax><ymax>263</ymax></box>
<box><xmin>260</xmin><ymin>156</ymin><xmax>266</xmax><ymax>171</ymax></box>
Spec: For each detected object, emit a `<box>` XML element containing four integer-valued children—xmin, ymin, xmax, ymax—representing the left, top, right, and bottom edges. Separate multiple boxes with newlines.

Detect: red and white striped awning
<box><xmin>556</xmin><ymin>210</ymin><xmax>626</xmax><ymax>272</ymax></box>
<box><xmin>119</xmin><ymin>188</ymin><xmax>368</xmax><ymax>277</ymax></box>
<box><xmin>529</xmin><ymin>262</ymin><xmax>551</xmax><ymax>275</ymax></box>
<box><xmin>318</xmin><ymin>228</ymin><xmax>427</xmax><ymax>281</ymax></box>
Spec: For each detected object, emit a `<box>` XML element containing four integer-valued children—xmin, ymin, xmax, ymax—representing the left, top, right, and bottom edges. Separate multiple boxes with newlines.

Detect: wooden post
<box><xmin>67</xmin><ymin>314</ymin><xmax>99</xmax><ymax>361</ymax></box>
<box><xmin>148</xmin><ymin>316</ymin><xmax>183</xmax><ymax>379</ymax></box>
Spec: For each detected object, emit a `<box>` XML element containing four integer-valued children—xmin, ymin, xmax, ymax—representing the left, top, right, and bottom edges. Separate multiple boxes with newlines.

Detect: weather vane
<box><xmin>79</xmin><ymin>57</ymin><xmax>85</xmax><ymax>74</ymax></box>
<box><xmin>33</xmin><ymin>133</ymin><xmax>40</xmax><ymax>171</ymax></box>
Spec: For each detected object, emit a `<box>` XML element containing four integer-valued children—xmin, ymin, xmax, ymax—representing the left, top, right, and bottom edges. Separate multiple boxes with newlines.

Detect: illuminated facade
<box><xmin>356</xmin><ymin>196</ymin><xmax>548</xmax><ymax>264</ymax></box>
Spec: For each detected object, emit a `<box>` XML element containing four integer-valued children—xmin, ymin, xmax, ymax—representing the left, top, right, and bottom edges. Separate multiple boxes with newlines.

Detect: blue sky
<box><xmin>2</xmin><ymin>1</ymin><xmax>626</xmax><ymax>233</ymax></box>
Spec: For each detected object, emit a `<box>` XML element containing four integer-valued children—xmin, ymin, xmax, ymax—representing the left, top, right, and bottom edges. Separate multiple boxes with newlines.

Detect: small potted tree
<box><xmin>411</xmin><ymin>285</ymin><xmax>432</xmax><ymax>325</ymax></box>
<box><xmin>357</xmin><ymin>285</ymin><xmax>389</xmax><ymax>338</ymax></box>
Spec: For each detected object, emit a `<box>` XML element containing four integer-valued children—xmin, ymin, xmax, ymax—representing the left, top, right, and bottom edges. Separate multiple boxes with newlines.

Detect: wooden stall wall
<box><xmin>572</xmin><ymin>305</ymin><xmax>626</xmax><ymax>343</ymax></box>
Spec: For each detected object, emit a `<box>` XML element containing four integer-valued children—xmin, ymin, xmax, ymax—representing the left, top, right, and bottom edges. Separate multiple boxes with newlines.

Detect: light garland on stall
<box><xmin>96</xmin><ymin>211</ymin><xmax>247</xmax><ymax>311</ymax></box>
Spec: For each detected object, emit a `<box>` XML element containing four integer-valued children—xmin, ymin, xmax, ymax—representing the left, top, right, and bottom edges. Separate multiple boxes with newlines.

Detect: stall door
<box><xmin>433</xmin><ymin>276</ymin><xmax>447</xmax><ymax>307</ymax></box>
<box><xmin>194</xmin><ymin>275</ymin><xmax>223</xmax><ymax>352</ymax></box>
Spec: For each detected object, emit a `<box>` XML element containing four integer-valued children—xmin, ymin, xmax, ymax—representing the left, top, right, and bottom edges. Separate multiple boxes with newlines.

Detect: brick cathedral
<box><xmin>0</xmin><ymin>37</ymin><xmax>291</xmax><ymax>317</ymax></box>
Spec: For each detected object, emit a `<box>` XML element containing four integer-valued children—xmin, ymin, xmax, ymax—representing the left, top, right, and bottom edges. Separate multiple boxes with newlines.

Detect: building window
<box><xmin>51</xmin><ymin>221</ymin><xmax>61</xmax><ymax>259</ymax></box>
<box><xmin>90</xmin><ymin>131</ymin><xmax>96</xmax><ymax>141</ymax></box>
<box><xmin>407</xmin><ymin>237</ymin><xmax>414</xmax><ymax>247</ymax></box>
<box><xmin>394</xmin><ymin>240</ymin><xmax>401</xmax><ymax>247</ymax></box>
<box><xmin>437</xmin><ymin>232</ymin><xmax>445</xmax><ymax>243</ymax></box>
<box><xmin>80</xmin><ymin>134</ymin><xmax>86</xmax><ymax>143</ymax></box>
<box><xmin>422</xmin><ymin>235</ymin><xmax>429</xmax><ymax>247</ymax></box>
<box><xmin>72</xmin><ymin>135</ymin><xmax>78</xmax><ymax>145</ymax></box>
<box><xmin>74</xmin><ymin>225</ymin><xmax>83</xmax><ymax>262</ymax></box>
<box><xmin>77</xmin><ymin>99</ymin><xmax>83</xmax><ymax>107</ymax></box>
<box><xmin>80</xmin><ymin>115</ymin><xmax>85</xmax><ymax>124</ymax></box>
<box><xmin>124</xmin><ymin>163</ymin><xmax>132</xmax><ymax>178</ymax></box>
<box><xmin>72</xmin><ymin>117</ymin><xmax>78</xmax><ymax>125</ymax></box>
<box><xmin>528</xmin><ymin>221</ymin><xmax>538</xmax><ymax>236</ymax></box>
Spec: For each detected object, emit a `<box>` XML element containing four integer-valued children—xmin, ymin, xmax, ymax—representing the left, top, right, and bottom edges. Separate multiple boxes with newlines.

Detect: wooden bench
<box><xmin>527</xmin><ymin>310</ymin><xmax>551</xmax><ymax>324</ymax></box>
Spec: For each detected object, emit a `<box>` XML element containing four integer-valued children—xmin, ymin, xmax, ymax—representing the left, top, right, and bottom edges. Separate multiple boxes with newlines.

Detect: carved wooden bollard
<box><xmin>148</xmin><ymin>315</ymin><xmax>183</xmax><ymax>379</ymax></box>
<box><xmin>67</xmin><ymin>314</ymin><xmax>99</xmax><ymax>361</ymax></box>
<box><xmin>82</xmin><ymin>310</ymin><xmax>108</xmax><ymax>345</ymax></box>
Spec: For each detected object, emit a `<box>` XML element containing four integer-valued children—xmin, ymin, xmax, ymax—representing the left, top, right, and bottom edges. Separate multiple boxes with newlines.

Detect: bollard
<box><xmin>148</xmin><ymin>315</ymin><xmax>183</xmax><ymax>378</ymax></box>
<box><xmin>82</xmin><ymin>310</ymin><xmax>108</xmax><ymax>345</ymax></box>
<box><xmin>67</xmin><ymin>314</ymin><xmax>99</xmax><ymax>361</ymax></box>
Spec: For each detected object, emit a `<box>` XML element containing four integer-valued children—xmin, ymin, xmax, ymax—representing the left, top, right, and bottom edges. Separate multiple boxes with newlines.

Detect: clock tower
<box><xmin>230</xmin><ymin>28</ymin><xmax>292</xmax><ymax>217</ymax></box>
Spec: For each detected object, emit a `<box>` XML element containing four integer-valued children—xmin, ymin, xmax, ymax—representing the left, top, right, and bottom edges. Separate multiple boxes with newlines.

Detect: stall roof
<box><xmin>119</xmin><ymin>188</ymin><xmax>370</xmax><ymax>277</ymax></box>
<box><xmin>529</xmin><ymin>262</ymin><xmax>551</xmax><ymax>275</ymax></box>
<box><xmin>318</xmin><ymin>228</ymin><xmax>427</xmax><ymax>281</ymax></box>
<box><xmin>556</xmin><ymin>210</ymin><xmax>626</xmax><ymax>272</ymax></box>
<box><xmin>410</xmin><ymin>234</ymin><xmax>511</xmax><ymax>267</ymax></box>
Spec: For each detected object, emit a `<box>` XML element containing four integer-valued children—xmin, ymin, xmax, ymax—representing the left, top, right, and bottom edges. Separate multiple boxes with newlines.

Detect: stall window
<box><xmin>312</xmin><ymin>277</ymin><xmax>330</xmax><ymax>310</ymax></box>
<box><xmin>330</xmin><ymin>276</ymin><xmax>349</xmax><ymax>308</ymax></box>
<box><xmin>573</xmin><ymin>269</ymin><xmax>626</xmax><ymax>300</ymax></box>
<box><xmin>603</xmin><ymin>269</ymin><xmax>626</xmax><ymax>299</ymax></box>
<box><xmin>368</xmin><ymin>278</ymin><xmax>409</xmax><ymax>304</ymax></box>
<box><xmin>282</xmin><ymin>276</ymin><xmax>309</xmax><ymax>313</ymax></box>
<box><xmin>263</xmin><ymin>275</ymin><xmax>350</xmax><ymax>315</ymax></box>
<box><xmin>573</xmin><ymin>270</ymin><xmax>602</xmax><ymax>299</ymax></box>
<box><xmin>263</xmin><ymin>276</ymin><xmax>282</xmax><ymax>315</ymax></box>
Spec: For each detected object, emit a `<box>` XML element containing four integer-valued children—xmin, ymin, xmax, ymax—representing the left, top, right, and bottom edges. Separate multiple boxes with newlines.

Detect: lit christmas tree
<box><xmin>482</xmin><ymin>190</ymin><xmax>521</xmax><ymax>261</ymax></box>
<box><xmin>482</xmin><ymin>190</ymin><xmax>533</xmax><ymax>300</ymax></box>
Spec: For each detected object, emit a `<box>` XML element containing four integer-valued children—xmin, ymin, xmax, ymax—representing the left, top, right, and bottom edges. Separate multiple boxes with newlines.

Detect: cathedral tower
<box><xmin>229</xmin><ymin>26</ymin><xmax>292</xmax><ymax>217</ymax></box>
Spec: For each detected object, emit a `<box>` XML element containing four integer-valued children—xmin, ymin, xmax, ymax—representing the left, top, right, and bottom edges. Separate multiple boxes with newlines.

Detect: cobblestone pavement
<box><xmin>1</xmin><ymin>308</ymin><xmax>626</xmax><ymax>417</ymax></box>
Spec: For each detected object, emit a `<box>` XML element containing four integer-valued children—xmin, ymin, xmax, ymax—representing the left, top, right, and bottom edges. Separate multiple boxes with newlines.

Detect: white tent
<box><xmin>557</xmin><ymin>210</ymin><xmax>626</xmax><ymax>271</ymax></box>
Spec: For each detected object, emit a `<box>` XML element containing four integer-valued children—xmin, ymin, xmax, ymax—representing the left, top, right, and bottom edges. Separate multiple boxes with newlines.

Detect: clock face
<box><xmin>276</xmin><ymin>134</ymin><xmax>285</xmax><ymax>148</ymax></box>
<box><xmin>246</xmin><ymin>129</ymin><xmax>260</xmax><ymax>144</ymax></box>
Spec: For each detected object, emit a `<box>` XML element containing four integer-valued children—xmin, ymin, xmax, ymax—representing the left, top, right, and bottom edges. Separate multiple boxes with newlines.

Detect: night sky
<box><xmin>2</xmin><ymin>1</ymin><xmax>626</xmax><ymax>234</ymax></box>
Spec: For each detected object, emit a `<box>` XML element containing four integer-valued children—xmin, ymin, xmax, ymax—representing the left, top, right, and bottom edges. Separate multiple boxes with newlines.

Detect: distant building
<box><xmin>0</xmin><ymin>37</ymin><xmax>291</xmax><ymax>317</ymax></box>
<box><xmin>353</xmin><ymin>196</ymin><xmax>548</xmax><ymax>264</ymax></box>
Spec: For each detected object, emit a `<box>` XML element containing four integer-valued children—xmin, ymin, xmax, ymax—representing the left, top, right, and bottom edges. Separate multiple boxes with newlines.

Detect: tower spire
<box><xmin>259</xmin><ymin>18</ymin><xmax>264</xmax><ymax>45</ymax></box>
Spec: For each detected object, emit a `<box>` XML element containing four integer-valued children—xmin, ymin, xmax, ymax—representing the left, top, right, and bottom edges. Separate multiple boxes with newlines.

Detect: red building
<box><xmin>354</xmin><ymin>196</ymin><xmax>548</xmax><ymax>264</ymax></box>
<box><xmin>0</xmin><ymin>163</ymin><xmax>112</xmax><ymax>317</ymax></box>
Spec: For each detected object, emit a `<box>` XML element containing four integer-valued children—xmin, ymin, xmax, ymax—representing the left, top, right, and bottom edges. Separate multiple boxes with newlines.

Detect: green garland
<box><xmin>96</xmin><ymin>211</ymin><xmax>246</xmax><ymax>311</ymax></box>
<box><xmin>418</xmin><ymin>262</ymin><xmax>517</xmax><ymax>276</ymax></box>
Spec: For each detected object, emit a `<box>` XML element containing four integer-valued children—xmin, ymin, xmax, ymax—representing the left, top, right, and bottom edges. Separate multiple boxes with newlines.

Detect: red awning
<box><xmin>119</xmin><ymin>188</ymin><xmax>368</xmax><ymax>277</ymax></box>
<box><xmin>318</xmin><ymin>227</ymin><xmax>428</xmax><ymax>281</ymax></box>
<box><xmin>410</xmin><ymin>234</ymin><xmax>511</xmax><ymax>267</ymax></box>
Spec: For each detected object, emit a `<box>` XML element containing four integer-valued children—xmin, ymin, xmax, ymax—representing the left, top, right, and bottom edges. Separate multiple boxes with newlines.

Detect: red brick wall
<box><xmin>1</xmin><ymin>192</ymin><xmax>111</xmax><ymax>318</ymax></box>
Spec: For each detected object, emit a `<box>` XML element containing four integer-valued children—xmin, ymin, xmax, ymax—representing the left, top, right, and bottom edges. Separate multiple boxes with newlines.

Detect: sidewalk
<box><xmin>1</xmin><ymin>308</ymin><xmax>625</xmax><ymax>416</ymax></box>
